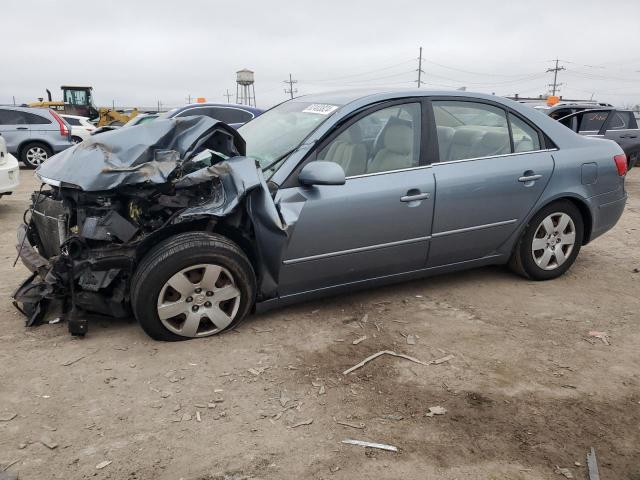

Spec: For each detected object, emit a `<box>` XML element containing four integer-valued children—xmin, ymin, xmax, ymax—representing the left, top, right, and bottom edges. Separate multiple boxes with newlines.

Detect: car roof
<box><xmin>1</xmin><ymin>105</ymin><xmax>54</xmax><ymax>114</ymax></box>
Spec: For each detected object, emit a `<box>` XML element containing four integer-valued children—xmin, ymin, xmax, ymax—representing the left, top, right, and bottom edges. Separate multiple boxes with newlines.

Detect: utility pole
<box><xmin>187</xmin><ymin>94</ymin><xmax>192</xmax><ymax>104</ymax></box>
<box><xmin>546</xmin><ymin>58</ymin><xmax>565</xmax><ymax>96</ymax></box>
<box><xmin>12</xmin><ymin>96</ymin><xmax>15</xmax><ymax>106</ymax></box>
<box><xmin>223</xmin><ymin>89</ymin><xmax>232</xmax><ymax>103</ymax></box>
<box><xmin>283</xmin><ymin>73</ymin><xmax>298</xmax><ymax>99</ymax></box>
<box><xmin>416</xmin><ymin>46</ymin><xmax>425</xmax><ymax>88</ymax></box>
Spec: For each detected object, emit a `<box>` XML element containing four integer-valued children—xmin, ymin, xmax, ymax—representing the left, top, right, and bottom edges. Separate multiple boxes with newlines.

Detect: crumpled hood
<box><xmin>36</xmin><ymin>116</ymin><xmax>246</xmax><ymax>191</ymax></box>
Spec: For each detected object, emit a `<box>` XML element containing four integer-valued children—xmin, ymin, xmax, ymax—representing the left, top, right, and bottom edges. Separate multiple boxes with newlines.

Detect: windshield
<box><xmin>238</xmin><ymin>100</ymin><xmax>340</xmax><ymax>170</ymax></box>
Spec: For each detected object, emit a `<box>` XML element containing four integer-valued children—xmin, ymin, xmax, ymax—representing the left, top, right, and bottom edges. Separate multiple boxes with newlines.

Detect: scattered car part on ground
<box><xmin>161</xmin><ymin>103</ymin><xmax>263</xmax><ymax>129</ymax></box>
<box><xmin>0</xmin><ymin>135</ymin><xmax>19</xmax><ymax>197</ymax></box>
<box><xmin>12</xmin><ymin>90</ymin><xmax>627</xmax><ymax>340</ymax></box>
<box><xmin>60</xmin><ymin>114</ymin><xmax>96</xmax><ymax>143</ymax></box>
<box><xmin>0</xmin><ymin>106</ymin><xmax>73</xmax><ymax>168</ymax></box>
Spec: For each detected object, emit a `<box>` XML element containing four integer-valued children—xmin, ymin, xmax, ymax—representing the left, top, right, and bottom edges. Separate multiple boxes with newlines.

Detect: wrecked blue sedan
<box><xmin>14</xmin><ymin>90</ymin><xmax>628</xmax><ymax>340</ymax></box>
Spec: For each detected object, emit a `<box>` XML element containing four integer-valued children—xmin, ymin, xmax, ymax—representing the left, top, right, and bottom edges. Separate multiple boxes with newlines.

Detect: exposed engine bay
<box><xmin>13</xmin><ymin>116</ymin><xmax>287</xmax><ymax>335</ymax></box>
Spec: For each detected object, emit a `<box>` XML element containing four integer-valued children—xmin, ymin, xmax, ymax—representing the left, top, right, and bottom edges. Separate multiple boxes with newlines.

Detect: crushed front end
<box><xmin>12</xmin><ymin>116</ymin><xmax>286</xmax><ymax>336</ymax></box>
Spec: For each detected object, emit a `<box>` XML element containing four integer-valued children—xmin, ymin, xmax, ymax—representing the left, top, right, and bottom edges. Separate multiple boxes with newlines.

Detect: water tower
<box><xmin>236</xmin><ymin>69</ymin><xmax>256</xmax><ymax>107</ymax></box>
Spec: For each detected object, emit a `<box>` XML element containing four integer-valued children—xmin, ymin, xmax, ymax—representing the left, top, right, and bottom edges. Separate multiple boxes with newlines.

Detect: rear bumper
<box><xmin>0</xmin><ymin>153</ymin><xmax>20</xmax><ymax>194</ymax></box>
<box><xmin>588</xmin><ymin>192</ymin><xmax>627</xmax><ymax>242</ymax></box>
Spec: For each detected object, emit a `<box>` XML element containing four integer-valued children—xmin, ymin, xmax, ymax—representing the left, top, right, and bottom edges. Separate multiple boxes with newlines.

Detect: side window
<box><xmin>0</xmin><ymin>109</ymin><xmax>26</xmax><ymax>125</ymax></box>
<box><xmin>316</xmin><ymin>103</ymin><xmax>421</xmax><ymax>177</ymax></box>
<box><xmin>23</xmin><ymin>112</ymin><xmax>52</xmax><ymax>125</ymax></box>
<box><xmin>607</xmin><ymin>111</ymin><xmax>634</xmax><ymax>130</ymax></box>
<box><xmin>433</xmin><ymin>101</ymin><xmax>509</xmax><ymax>162</ymax></box>
<box><xmin>578</xmin><ymin>111</ymin><xmax>608</xmax><ymax>133</ymax></box>
<box><xmin>509</xmin><ymin>114</ymin><xmax>541</xmax><ymax>152</ymax></box>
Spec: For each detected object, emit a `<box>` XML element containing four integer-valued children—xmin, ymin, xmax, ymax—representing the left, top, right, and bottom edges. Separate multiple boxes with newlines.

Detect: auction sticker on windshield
<box><xmin>302</xmin><ymin>104</ymin><xmax>339</xmax><ymax>115</ymax></box>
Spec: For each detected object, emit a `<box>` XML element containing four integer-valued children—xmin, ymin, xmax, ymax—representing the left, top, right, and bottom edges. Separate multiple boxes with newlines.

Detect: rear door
<box><xmin>427</xmin><ymin>99</ymin><xmax>554</xmax><ymax>267</ymax></box>
<box><xmin>601</xmin><ymin>111</ymin><xmax>640</xmax><ymax>161</ymax></box>
<box><xmin>23</xmin><ymin>110</ymin><xmax>55</xmax><ymax>142</ymax></box>
<box><xmin>0</xmin><ymin>109</ymin><xmax>30</xmax><ymax>153</ymax></box>
<box><xmin>276</xmin><ymin>101</ymin><xmax>435</xmax><ymax>296</ymax></box>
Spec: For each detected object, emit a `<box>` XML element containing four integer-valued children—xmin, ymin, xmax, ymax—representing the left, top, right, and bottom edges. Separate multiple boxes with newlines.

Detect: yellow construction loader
<box><xmin>29</xmin><ymin>86</ymin><xmax>138</xmax><ymax>126</ymax></box>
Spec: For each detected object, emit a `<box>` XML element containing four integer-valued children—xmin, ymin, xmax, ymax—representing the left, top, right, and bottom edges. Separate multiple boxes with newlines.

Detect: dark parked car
<box><xmin>0</xmin><ymin>106</ymin><xmax>73</xmax><ymax>167</ymax></box>
<box><xmin>14</xmin><ymin>90</ymin><xmax>627</xmax><ymax>340</ymax></box>
<box><xmin>555</xmin><ymin>108</ymin><xmax>639</xmax><ymax>169</ymax></box>
<box><xmin>160</xmin><ymin>103</ymin><xmax>263</xmax><ymax>128</ymax></box>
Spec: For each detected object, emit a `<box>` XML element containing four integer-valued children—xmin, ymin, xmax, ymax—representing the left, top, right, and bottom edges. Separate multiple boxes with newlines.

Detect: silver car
<box><xmin>15</xmin><ymin>90</ymin><xmax>627</xmax><ymax>340</ymax></box>
<box><xmin>0</xmin><ymin>106</ymin><xmax>73</xmax><ymax>167</ymax></box>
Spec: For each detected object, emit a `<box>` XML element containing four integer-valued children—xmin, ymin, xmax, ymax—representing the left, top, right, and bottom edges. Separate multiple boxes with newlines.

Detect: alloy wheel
<box><xmin>531</xmin><ymin>212</ymin><xmax>576</xmax><ymax>271</ymax></box>
<box><xmin>156</xmin><ymin>263</ymin><xmax>241</xmax><ymax>338</ymax></box>
<box><xmin>26</xmin><ymin>146</ymin><xmax>49</xmax><ymax>165</ymax></box>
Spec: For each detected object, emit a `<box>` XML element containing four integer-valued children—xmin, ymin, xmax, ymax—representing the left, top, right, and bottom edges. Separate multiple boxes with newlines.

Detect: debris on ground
<box><xmin>334</xmin><ymin>418</ymin><xmax>365</xmax><ymax>429</ymax></box>
<box><xmin>318</xmin><ymin>385</ymin><xmax>326</xmax><ymax>395</ymax></box>
<box><xmin>341</xmin><ymin>439</ymin><xmax>398</xmax><ymax>452</ymax></box>
<box><xmin>0</xmin><ymin>413</ymin><xmax>17</xmax><ymax>422</ymax></box>
<box><xmin>248</xmin><ymin>366</ymin><xmax>269</xmax><ymax>376</ymax></box>
<box><xmin>39</xmin><ymin>436</ymin><xmax>58</xmax><ymax>449</ymax></box>
<box><xmin>587</xmin><ymin>447</ymin><xmax>600</xmax><ymax>480</ymax></box>
<box><xmin>555</xmin><ymin>466</ymin><xmax>574</xmax><ymax>478</ymax></box>
<box><xmin>290</xmin><ymin>418</ymin><xmax>313</xmax><ymax>428</ymax></box>
<box><xmin>352</xmin><ymin>336</ymin><xmax>367</xmax><ymax>345</ymax></box>
<box><xmin>61</xmin><ymin>356</ymin><xmax>86</xmax><ymax>366</ymax></box>
<box><xmin>425</xmin><ymin>406</ymin><xmax>447</xmax><ymax>417</ymax></box>
<box><xmin>0</xmin><ymin>472</ymin><xmax>19</xmax><ymax>480</ymax></box>
<box><xmin>406</xmin><ymin>335</ymin><xmax>416</xmax><ymax>345</ymax></box>
<box><xmin>1</xmin><ymin>459</ymin><xmax>19</xmax><ymax>472</ymax></box>
<box><xmin>279</xmin><ymin>391</ymin><xmax>291</xmax><ymax>407</ymax></box>
<box><xmin>95</xmin><ymin>460</ymin><xmax>112</xmax><ymax>470</ymax></box>
<box><xmin>196</xmin><ymin>411</ymin><xmax>202</xmax><ymax>422</ymax></box>
<box><xmin>433</xmin><ymin>354</ymin><xmax>455</xmax><ymax>364</ymax></box>
<box><xmin>342</xmin><ymin>350</ymin><xmax>433</xmax><ymax>375</ymax></box>
<box><xmin>588</xmin><ymin>331</ymin><xmax>610</xmax><ymax>345</ymax></box>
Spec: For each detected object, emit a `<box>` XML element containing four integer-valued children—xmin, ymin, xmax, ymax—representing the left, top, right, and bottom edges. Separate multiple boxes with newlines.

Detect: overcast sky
<box><xmin>3</xmin><ymin>0</ymin><xmax>640</xmax><ymax>110</ymax></box>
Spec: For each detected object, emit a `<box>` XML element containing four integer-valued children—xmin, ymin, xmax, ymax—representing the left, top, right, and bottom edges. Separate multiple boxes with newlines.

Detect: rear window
<box><xmin>177</xmin><ymin>107</ymin><xmax>253</xmax><ymax>124</ymax></box>
<box><xmin>63</xmin><ymin>117</ymin><xmax>81</xmax><ymax>126</ymax></box>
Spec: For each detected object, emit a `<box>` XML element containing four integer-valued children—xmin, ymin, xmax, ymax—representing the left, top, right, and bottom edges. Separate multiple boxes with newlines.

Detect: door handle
<box><xmin>400</xmin><ymin>192</ymin><xmax>431</xmax><ymax>202</ymax></box>
<box><xmin>16</xmin><ymin>127</ymin><xmax>28</xmax><ymax>130</ymax></box>
<box><xmin>518</xmin><ymin>174</ymin><xmax>542</xmax><ymax>182</ymax></box>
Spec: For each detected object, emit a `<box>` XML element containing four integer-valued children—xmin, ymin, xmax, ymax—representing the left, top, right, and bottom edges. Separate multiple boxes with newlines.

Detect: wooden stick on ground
<box><xmin>342</xmin><ymin>350</ymin><xmax>432</xmax><ymax>375</ymax></box>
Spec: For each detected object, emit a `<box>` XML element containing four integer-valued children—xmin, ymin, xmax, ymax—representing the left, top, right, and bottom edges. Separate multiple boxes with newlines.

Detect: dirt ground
<box><xmin>0</xmin><ymin>166</ymin><xmax>638</xmax><ymax>480</ymax></box>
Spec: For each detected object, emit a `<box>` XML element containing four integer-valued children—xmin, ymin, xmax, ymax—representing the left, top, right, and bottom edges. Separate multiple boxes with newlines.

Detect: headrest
<box><xmin>383</xmin><ymin>124</ymin><xmax>413</xmax><ymax>155</ymax></box>
<box><xmin>451</xmin><ymin>127</ymin><xmax>484</xmax><ymax>146</ymax></box>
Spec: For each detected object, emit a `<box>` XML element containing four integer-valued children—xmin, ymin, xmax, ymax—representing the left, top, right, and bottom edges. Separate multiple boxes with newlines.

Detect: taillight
<box><xmin>613</xmin><ymin>154</ymin><xmax>628</xmax><ymax>176</ymax></box>
<box><xmin>49</xmin><ymin>110</ymin><xmax>70</xmax><ymax>138</ymax></box>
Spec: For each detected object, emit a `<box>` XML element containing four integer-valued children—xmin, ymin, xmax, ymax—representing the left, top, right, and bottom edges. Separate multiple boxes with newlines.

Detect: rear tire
<box><xmin>509</xmin><ymin>200</ymin><xmax>584</xmax><ymax>280</ymax></box>
<box><xmin>20</xmin><ymin>142</ymin><xmax>52</xmax><ymax>168</ymax></box>
<box><xmin>131</xmin><ymin>232</ymin><xmax>256</xmax><ymax>341</ymax></box>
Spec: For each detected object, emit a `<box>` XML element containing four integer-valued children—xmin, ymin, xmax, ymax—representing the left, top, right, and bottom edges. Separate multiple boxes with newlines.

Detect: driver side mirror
<box><xmin>298</xmin><ymin>161</ymin><xmax>346</xmax><ymax>186</ymax></box>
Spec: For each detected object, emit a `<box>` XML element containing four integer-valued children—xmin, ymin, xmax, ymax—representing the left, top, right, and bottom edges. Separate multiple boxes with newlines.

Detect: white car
<box><xmin>0</xmin><ymin>136</ymin><xmax>19</xmax><ymax>197</ymax></box>
<box><xmin>60</xmin><ymin>114</ymin><xmax>96</xmax><ymax>143</ymax></box>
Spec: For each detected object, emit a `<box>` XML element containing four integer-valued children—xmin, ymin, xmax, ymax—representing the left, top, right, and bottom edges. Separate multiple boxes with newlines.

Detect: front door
<box><xmin>427</xmin><ymin>100</ymin><xmax>555</xmax><ymax>267</ymax></box>
<box><xmin>276</xmin><ymin>101</ymin><xmax>435</xmax><ymax>296</ymax></box>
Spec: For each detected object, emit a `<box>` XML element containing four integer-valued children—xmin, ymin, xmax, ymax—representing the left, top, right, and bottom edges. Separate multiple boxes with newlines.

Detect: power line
<box><xmin>546</xmin><ymin>58</ymin><xmax>565</xmax><ymax>96</ymax></box>
<box><xmin>284</xmin><ymin>73</ymin><xmax>298</xmax><ymax>99</ymax></box>
<box><xmin>416</xmin><ymin>46</ymin><xmax>425</xmax><ymax>88</ymax></box>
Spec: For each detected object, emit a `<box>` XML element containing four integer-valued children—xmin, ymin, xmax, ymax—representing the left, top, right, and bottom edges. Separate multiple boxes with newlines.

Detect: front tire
<box><xmin>131</xmin><ymin>232</ymin><xmax>256</xmax><ymax>341</ymax></box>
<box><xmin>510</xmin><ymin>200</ymin><xmax>584</xmax><ymax>280</ymax></box>
<box><xmin>20</xmin><ymin>142</ymin><xmax>52</xmax><ymax>168</ymax></box>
